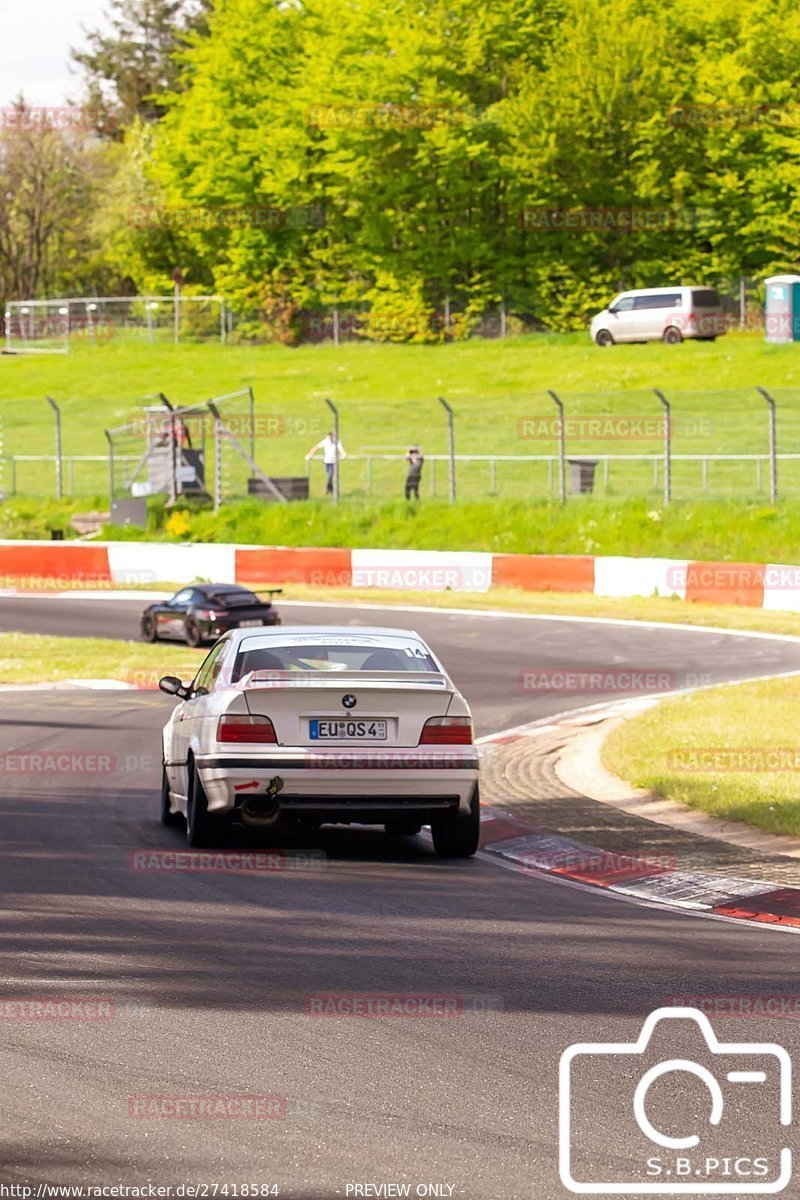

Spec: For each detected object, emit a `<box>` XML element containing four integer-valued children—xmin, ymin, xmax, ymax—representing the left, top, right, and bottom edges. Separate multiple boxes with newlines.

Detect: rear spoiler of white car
<box><xmin>237</xmin><ymin>669</ymin><xmax>450</xmax><ymax>690</ymax></box>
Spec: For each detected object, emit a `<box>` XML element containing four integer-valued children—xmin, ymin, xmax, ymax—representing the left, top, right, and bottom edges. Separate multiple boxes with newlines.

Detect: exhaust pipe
<box><xmin>241</xmin><ymin>776</ymin><xmax>284</xmax><ymax>827</ymax></box>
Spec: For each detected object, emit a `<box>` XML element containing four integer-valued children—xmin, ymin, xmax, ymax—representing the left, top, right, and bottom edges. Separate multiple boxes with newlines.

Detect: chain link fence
<box><xmin>3</xmin><ymin>278</ymin><xmax>766</xmax><ymax>349</ymax></box>
<box><xmin>5</xmin><ymin>385</ymin><xmax>800</xmax><ymax>506</ymax></box>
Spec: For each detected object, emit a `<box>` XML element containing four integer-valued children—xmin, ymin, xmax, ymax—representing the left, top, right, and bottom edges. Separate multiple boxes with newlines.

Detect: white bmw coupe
<box><xmin>159</xmin><ymin>626</ymin><xmax>480</xmax><ymax>857</ymax></box>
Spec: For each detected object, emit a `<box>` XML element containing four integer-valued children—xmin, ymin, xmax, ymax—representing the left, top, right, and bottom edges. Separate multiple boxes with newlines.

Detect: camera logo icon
<box><xmin>559</xmin><ymin>1007</ymin><xmax>792</xmax><ymax>1194</ymax></box>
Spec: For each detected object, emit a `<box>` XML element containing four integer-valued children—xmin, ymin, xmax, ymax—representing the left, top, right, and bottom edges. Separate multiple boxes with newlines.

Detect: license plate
<box><xmin>239</xmin><ymin>619</ymin><xmax>263</xmax><ymax>627</ymax></box>
<box><xmin>310</xmin><ymin>719</ymin><xmax>388</xmax><ymax>740</ymax></box>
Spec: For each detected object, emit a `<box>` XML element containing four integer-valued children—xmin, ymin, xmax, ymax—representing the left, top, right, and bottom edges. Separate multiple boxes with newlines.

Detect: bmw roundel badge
<box><xmin>342</xmin><ymin>693</ymin><xmax>357</xmax><ymax>709</ymax></box>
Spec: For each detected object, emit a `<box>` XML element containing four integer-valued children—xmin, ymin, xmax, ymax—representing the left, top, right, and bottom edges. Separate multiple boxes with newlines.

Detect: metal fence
<box><xmin>3</xmin><ymin>296</ymin><xmax>228</xmax><ymax>353</ymax></box>
<box><xmin>4</xmin><ymin>385</ymin><xmax>800</xmax><ymax>506</ymax></box>
<box><xmin>3</xmin><ymin>278</ymin><xmax>765</xmax><ymax>350</ymax></box>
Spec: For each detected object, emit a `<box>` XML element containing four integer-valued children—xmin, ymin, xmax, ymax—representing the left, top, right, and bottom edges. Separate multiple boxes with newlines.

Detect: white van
<box><xmin>589</xmin><ymin>286</ymin><xmax>725</xmax><ymax>345</ymax></box>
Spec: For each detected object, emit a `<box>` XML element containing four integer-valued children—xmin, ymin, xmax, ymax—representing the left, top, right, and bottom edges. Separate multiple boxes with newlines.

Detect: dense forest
<box><xmin>2</xmin><ymin>0</ymin><xmax>800</xmax><ymax>339</ymax></box>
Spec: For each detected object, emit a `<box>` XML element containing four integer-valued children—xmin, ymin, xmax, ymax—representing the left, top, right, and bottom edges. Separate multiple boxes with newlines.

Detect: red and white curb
<box><xmin>476</xmin><ymin>814</ymin><xmax>800</xmax><ymax>928</ymax></box>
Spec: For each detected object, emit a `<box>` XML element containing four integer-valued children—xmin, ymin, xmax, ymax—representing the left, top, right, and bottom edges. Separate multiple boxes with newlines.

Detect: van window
<box><xmin>633</xmin><ymin>293</ymin><xmax>682</xmax><ymax>310</ymax></box>
<box><xmin>611</xmin><ymin>297</ymin><xmax>634</xmax><ymax>312</ymax></box>
<box><xmin>691</xmin><ymin>288</ymin><xmax>721</xmax><ymax>307</ymax></box>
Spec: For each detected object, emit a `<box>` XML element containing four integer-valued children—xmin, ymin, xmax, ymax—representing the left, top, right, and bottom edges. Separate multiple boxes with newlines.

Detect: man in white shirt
<box><xmin>305</xmin><ymin>431</ymin><xmax>346</xmax><ymax>495</ymax></box>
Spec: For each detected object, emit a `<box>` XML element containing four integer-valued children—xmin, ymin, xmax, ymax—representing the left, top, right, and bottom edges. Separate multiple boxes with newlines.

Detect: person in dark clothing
<box><xmin>405</xmin><ymin>446</ymin><xmax>424</xmax><ymax>500</ymax></box>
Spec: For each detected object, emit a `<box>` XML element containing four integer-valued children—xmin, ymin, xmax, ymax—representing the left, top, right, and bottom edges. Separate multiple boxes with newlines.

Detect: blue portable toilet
<box><xmin>765</xmin><ymin>274</ymin><xmax>800</xmax><ymax>342</ymax></box>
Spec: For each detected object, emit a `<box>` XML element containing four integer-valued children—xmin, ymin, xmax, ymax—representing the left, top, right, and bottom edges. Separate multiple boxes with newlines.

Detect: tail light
<box><xmin>419</xmin><ymin>716</ymin><xmax>473</xmax><ymax>745</ymax></box>
<box><xmin>195</xmin><ymin>609</ymin><xmax>216</xmax><ymax>620</ymax></box>
<box><xmin>217</xmin><ymin>715</ymin><xmax>277</xmax><ymax>743</ymax></box>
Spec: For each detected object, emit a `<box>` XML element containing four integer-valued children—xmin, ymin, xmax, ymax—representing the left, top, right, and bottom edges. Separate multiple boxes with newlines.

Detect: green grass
<box><xmin>0</xmin><ymin>631</ymin><xmax>203</xmax><ymax>686</ymax></box>
<box><xmin>6</xmin><ymin>493</ymin><xmax>800</xmax><ymax>566</ymax></box>
<box><xmin>4</xmin><ymin>332</ymin><xmax>800</xmax><ymax>501</ymax></box>
<box><xmin>603</xmin><ymin>676</ymin><xmax>800</xmax><ymax>838</ymax></box>
<box><xmin>279</xmin><ymin>584</ymin><xmax>800</xmax><ymax>636</ymax></box>
<box><xmin>2</xmin><ymin>593</ymin><xmax>799</xmax><ymax>692</ymax></box>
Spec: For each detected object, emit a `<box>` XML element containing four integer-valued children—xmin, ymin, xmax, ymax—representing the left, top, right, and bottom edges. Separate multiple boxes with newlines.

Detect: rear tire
<box><xmin>141</xmin><ymin>615</ymin><xmax>158</xmax><ymax>643</ymax></box>
<box><xmin>160</xmin><ymin>764</ymin><xmax>182</xmax><ymax>827</ymax></box>
<box><xmin>184</xmin><ymin>618</ymin><xmax>204</xmax><ymax>648</ymax></box>
<box><xmin>663</xmin><ymin>326</ymin><xmax>683</xmax><ymax>344</ymax></box>
<box><xmin>385</xmin><ymin>816</ymin><xmax>423</xmax><ymax>837</ymax></box>
<box><xmin>595</xmin><ymin>329</ymin><xmax>614</xmax><ymax>347</ymax></box>
<box><xmin>186</xmin><ymin>761</ymin><xmax>214</xmax><ymax>847</ymax></box>
<box><xmin>431</xmin><ymin>786</ymin><xmax>480</xmax><ymax>859</ymax></box>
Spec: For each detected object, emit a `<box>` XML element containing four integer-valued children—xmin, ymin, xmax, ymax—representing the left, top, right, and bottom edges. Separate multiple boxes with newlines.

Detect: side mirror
<box><xmin>159</xmin><ymin>675</ymin><xmax>189</xmax><ymax>698</ymax></box>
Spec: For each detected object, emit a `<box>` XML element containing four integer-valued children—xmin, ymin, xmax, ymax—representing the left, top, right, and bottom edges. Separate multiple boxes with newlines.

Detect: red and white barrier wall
<box><xmin>0</xmin><ymin>540</ymin><xmax>799</xmax><ymax>612</ymax></box>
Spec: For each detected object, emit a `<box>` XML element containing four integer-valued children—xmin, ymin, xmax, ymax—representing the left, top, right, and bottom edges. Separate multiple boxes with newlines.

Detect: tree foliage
<box><xmin>9</xmin><ymin>0</ymin><xmax>800</xmax><ymax>337</ymax></box>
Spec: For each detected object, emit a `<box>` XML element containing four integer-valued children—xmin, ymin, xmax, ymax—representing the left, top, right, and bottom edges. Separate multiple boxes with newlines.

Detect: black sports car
<box><xmin>141</xmin><ymin>583</ymin><xmax>282</xmax><ymax>648</ymax></box>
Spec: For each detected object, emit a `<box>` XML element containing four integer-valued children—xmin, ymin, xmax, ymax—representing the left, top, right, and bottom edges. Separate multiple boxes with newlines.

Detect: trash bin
<box><xmin>765</xmin><ymin>274</ymin><xmax>800</xmax><ymax>343</ymax></box>
<box><xmin>567</xmin><ymin>458</ymin><xmax>599</xmax><ymax>494</ymax></box>
<box><xmin>247</xmin><ymin>476</ymin><xmax>310</xmax><ymax>501</ymax></box>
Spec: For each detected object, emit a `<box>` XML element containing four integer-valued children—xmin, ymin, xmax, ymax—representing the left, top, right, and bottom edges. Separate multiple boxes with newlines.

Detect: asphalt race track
<box><xmin>2</xmin><ymin>596</ymin><xmax>800</xmax><ymax>1196</ymax></box>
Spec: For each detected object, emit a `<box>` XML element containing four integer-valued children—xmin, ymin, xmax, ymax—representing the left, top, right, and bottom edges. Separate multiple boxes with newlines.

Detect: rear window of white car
<box><xmin>231</xmin><ymin>634</ymin><xmax>438</xmax><ymax>680</ymax></box>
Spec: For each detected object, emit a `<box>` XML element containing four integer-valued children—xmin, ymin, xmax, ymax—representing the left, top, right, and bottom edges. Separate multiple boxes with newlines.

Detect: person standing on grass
<box><xmin>305</xmin><ymin>431</ymin><xmax>346</xmax><ymax>495</ymax></box>
<box><xmin>405</xmin><ymin>445</ymin><xmax>424</xmax><ymax>500</ymax></box>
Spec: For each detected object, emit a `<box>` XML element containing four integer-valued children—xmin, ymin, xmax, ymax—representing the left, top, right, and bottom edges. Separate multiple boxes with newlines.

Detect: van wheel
<box><xmin>663</xmin><ymin>326</ymin><xmax>683</xmax><ymax>344</ymax></box>
<box><xmin>431</xmin><ymin>787</ymin><xmax>480</xmax><ymax>859</ymax></box>
<box><xmin>595</xmin><ymin>329</ymin><xmax>614</xmax><ymax>347</ymax></box>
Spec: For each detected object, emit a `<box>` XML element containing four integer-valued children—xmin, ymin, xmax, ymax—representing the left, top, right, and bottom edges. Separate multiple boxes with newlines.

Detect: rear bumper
<box><xmin>195</xmin><ymin>747</ymin><xmax>479</xmax><ymax>820</ymax></box>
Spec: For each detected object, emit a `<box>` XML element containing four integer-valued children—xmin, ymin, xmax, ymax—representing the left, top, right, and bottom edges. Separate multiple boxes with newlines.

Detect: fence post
<box><xmin>248</xmin><ymin>386</ymin><xmax>256</xmax><ymax>480</ymax></box>
<box><xmin>159</xmin><ymin>394</ymin><xmax>179</xmax><ymax>504</ymax></box>
<box><xmin>46</xmin><ymin>397</ymin><xmax>63</xmax><ymax>500</ymax></box>
<box><xmin>756</xmin><ymin>387</ymin><xmax>778</xmax><ymax>503</ymax></box>
<box><xmin>104</xmin><ymin>430</ymin><xmax>114</xmax><ymax>507</ymax></box>
<box><xmin>438</xmin><ymin>397</ymin><xmax>456</xmax><ymax>502</ymax></box>
<box><xmin>653</xmin><ymin>389</ymin><xmax>671</xmax><ymax>505</ymax></box>
<box><xmin>325</xmin><ymin>398</ymin><xmax>340</xmax><ymax>503</ymax></box>
<box><xmin>212</xmin><ymin>413</ymin><xmax>222</xmax><ymax>511</ymax></box>
<box><xmin>547</xmin><ymin>390</ymin><xmax>566</xmax><ymax>503</ymax></box>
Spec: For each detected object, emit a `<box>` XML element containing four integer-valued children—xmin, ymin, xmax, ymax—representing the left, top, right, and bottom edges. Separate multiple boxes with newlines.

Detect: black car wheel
<box><xmin>184</xmin><ymin>618</ymin><xmax>204</xmax><ymax>648</ymax></box>
<box><xmin>160</xmin><ymin>764</ymin><xmax>182</xmax><ymax>827</ymax></box>
<box><xmin>430</xmin><ymin>785</ymin><xmax>480</xmax><ymax>859</ymax></box>
<box><xmin>141</xmin><ymin>614</ymin><xmax>158</xmax><ymax>643</ymax></box>
<box><xmin>185</xmin><ymin>760</ymin><xmax>214</xmax><ymax>847</ymax></box>
<box><xmin>595</xmin><ymin>329</ymin><xmax>614</xmax><ymax>347</ymax></box>
<box><xmin>663</xmin><ymin>326</ymin><xmax>683</xmax><ymax>345</ymax></box>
